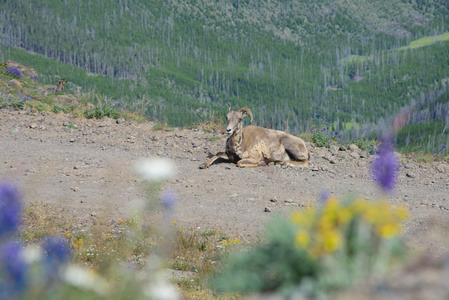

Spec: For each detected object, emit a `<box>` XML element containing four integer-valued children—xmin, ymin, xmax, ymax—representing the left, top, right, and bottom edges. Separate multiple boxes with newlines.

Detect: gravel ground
<box><xmin>1</xmin><ymin>108</ymin><xmax>449</xmax><ymax>299</ymax></box>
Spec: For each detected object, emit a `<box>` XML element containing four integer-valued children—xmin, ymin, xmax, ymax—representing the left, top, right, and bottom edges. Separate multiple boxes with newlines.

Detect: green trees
<box><xmin>0</xmin><ymin>0</ymin><xmax>448</xmax><ymax>151</ymax></box>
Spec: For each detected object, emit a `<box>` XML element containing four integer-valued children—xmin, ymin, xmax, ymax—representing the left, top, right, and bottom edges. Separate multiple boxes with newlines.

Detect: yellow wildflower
<box><xmin>322</xmin><ymin>230</ymin><xmax>341</xmax><ymax>253</ymax></box>
<box><xmin>295</xmin><ymin>230</ymin><xmax>309</xmax><ymax>248</ymax></box>
<box><xmin>377</xmin><ymin>223</ymin><xmax>399</xmax><ymax>239</ymax></box>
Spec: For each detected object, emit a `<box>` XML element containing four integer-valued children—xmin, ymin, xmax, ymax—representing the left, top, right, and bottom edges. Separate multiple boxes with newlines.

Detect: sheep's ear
<box><xmin>228</xmin><ymin>107</ymin><xmax>232</xmax><ymax>112</ymax></box>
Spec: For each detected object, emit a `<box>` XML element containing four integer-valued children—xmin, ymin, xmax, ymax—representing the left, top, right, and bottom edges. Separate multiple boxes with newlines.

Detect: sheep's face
<box><xmin>225</xmin><ymin>109</ymin><xmax>244</xmax><ymax>135</ymax></box>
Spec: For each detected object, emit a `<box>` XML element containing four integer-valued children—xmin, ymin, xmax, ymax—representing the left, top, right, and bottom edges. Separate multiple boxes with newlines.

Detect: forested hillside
<box><xmin>1</xmin><ymin>0</ymin><xmax>448</xmax><ymax>152</ymax></box>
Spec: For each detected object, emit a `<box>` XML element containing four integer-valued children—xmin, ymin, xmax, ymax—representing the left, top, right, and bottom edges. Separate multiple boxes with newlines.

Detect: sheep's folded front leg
<box><xmin>199</xmin><ymin>152</ymin><xmax>229</xmax><ymax>169</ymax></box>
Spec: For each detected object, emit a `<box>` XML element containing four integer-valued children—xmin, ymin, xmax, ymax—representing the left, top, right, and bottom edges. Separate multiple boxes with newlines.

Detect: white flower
<box><xmin>135</xmin><ymin>158</ymin><xmax>176</xmax><ymax>182</ymax></box>
<box><xmin>64</xmin><ymin>265</ymin><xmax>110</xmax><ymax>296</ymax></box>
<box><xmin>22</xmin><ymin>245</ymin><xmax>42</xmax><ymax>264</ymax></box>
<box><xmin>144</xmin><ymin>275</ymin><xmax>180</xmax><ymax>300</ymax></box>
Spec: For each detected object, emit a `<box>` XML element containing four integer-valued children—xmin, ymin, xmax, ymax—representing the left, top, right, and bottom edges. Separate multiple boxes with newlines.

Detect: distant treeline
<box><xmin>1</xmin><ymin>0</ymin><xmax>448</xmax><ymax>151</ymax></box>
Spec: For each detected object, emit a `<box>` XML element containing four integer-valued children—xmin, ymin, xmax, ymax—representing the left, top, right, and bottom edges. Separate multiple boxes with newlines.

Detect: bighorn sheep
<box><xmin>200</xmin><ymin>108</ymin><xmax>310</xmax><ymax>168</ymax></box>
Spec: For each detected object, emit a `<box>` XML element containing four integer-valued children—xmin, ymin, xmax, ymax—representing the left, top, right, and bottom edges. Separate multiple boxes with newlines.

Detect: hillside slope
<box><xmin>1</xmin><ymin>0</ymin><xmax>449</xmax><ymax>151</ymax></box>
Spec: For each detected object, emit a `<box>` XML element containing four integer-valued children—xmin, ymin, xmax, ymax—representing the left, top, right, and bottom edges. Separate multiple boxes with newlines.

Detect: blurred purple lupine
<box><xmin>0</xmin><ymin>182</ymin><xmax>22</xmax><ymax>239</ymax></box>
<box><xmin>0</xmin><ymin>240</ymin><xmax>27</xmax><ymax>297</ymax></box>
<box><xmin>160</xmin><ymin>189</ymin><xmax>178</xmax><ymax>209</ymax></box>
<box><xmin>5</xmin><ymin>67</ymin><xmax>22</xmax><ymax>79</ymax></box>
<box><xmin>44</xmin><ymin>235</ymin><xmax>70</xmax><ymax>265</ymax></box>
<box><xmin>319</xmin><ymin>189</ymin><xmax>331</xmax><ymax>203</ymax></box>
<box><xmin>372</xmin><ymin>137</ymin><xmax>398</xmax><ymax>193</ymax></box>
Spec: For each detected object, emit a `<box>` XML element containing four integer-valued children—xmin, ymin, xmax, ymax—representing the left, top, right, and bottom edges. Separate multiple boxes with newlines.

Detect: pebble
<box><xmin>406</xmin><ymin>172</ymin><xmax>415</xmax><ymax>178</ymax></box>
<box><xmin>349</xmin><ymin>144</ymin><xmax>361</xmax><ymax>153</ymax></box>
<box><xmin>264</xmin><ymin>207</ymin><xmax>272</xmax><ymax>213</ymax></box>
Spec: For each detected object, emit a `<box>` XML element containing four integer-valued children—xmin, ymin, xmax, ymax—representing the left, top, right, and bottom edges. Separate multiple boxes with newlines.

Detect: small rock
<box><xmin>349</xmin><ymin>152</ymin><xmax>360</xmax><ymax>159</ymax></box>
<box><xmin>63</xmin><ymin>121</ymin><xmax>69</xmax><ymax>126</ymax></box>
<box><xmin>435</xmin><ymin>164</ymin><xmax>447</xmax><ymax>174</ymax></box>
<box><xmin>349</xmin><ymin>144</ymin><xmax>361</xmax><ymax>153</ymax></box>
<box><xmin>91</xmin><ymin>212</ymin><xmax>97</xmax><ymax>217</ymax></box>
<box><xmin>70</xmin><ymin>138</ymin><xmax>75</xmax><ymax>143</ymax></box>
<box><xmin>337</xmin><ymin>153</ymin><xmax>346</xmax><ymax>160</ymax></box>
<box><xmin>29</xmin><ymin>123</ymin><xmax>37</xmax><ymax>129</ymax></box>
<box><xmin>360</xmin><ymin>151</ymin><xmax>369</xmax><ymax>158</ymax></box>
<box><xmin>71</xmin><ymin>187</ymin><xmax>79</xmax><ymax>192</ymax></box>
<box><xmin>284</xmin><ymin>199</ymin><xmax>293</xmax><ymax>203</ymax></box>
<box><xmin>9</xmin><ymin>79</ymin><xmax>22</xmax><ymax>87</ymax></box>
<box><xmin>406</xmin><ymin>172</ymin><xmax>415</xmax><ymax>178</ymax></box>
<box><xmin>312</xmin><ymin>167</ymin><xmax>319</xmax><ymax>171</ymax></box>
<box><xmin>99</xmin><ymin>123</ymin><xmax>106</xmax><ymax>127</ymax></box>
<box><xmin>116</xmin><ymin>117</ymin><xmax>125</xmax><ymax>124</ymax></box>
<box><xmin>329</xmin><ymin>145</ymin><xmax>339</xmax><ymax>155</ymax></box>
<box><xmin>264</xmin><ymin>207</ymin><xmax>272</xmax><ymax>213</ymax></box>
<box><xmin>152</xmin><ymin>135</ymin><xmax>159</xmax><ymax>141</ymax></box>
<box><xmin>270</xmin><ymin>197</ymin><xmax>278</xmax><ymax>203</ymax></box>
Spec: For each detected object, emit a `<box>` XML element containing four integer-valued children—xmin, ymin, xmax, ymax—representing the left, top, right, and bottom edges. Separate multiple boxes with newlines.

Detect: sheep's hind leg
<box><xmin>199</xmin><ymin>152</ymin><xmax>229</xmax><ymax>169</ymax></box>
<box><xmin>280</xmin><ymin>160</ymin><xmax>309</xmax><ymax>167</ymax></box>
<box><xmin>236</xmin><ymin>159</ymin><xmax>265</xmax><ymax>168</ymax></box>
<box><xmin>280</xmin><ymin>136</ymin><xmax>310</xmax><ymax>167</ymax></box>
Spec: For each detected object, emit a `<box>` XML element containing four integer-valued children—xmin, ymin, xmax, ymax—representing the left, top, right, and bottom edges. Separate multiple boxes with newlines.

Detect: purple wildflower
<box><xmin>5</xmin><ymin>67</ymin><xmax>22</xmax><ymax>79</ymax></box>
<box><xmin>44</xmin><ymin>235</ymin><xmax>70</xmax><ymax>265</ymax></box>
<box><xmin>0</xmin><ymin>182</ymin><xmax>21</xmax><ymax>239</ymax></box>
<box><xmin>319</xmin><ymin>189</ymin><xmax>331</xmax><ymax>203</ymax></box>
<box><xmin>372</xmin><ymin>138</ymin><xmax>399</xmax><ymax>193</ymax></box>
<box><xmin>160</xmin><ymin>189</ymin><xmax>178</xmax><ymax>209</ymax></box>
<box><xmin>0</xmin><ymin>240</ymin><xmax>27</xmax><ymax>296</ymax></box>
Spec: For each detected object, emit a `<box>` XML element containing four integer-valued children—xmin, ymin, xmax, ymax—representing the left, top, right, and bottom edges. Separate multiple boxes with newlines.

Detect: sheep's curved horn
<box><xmin>238</xmin><ymin>107</ymin><xmax>253</xmax><ymax>123</ymax></box>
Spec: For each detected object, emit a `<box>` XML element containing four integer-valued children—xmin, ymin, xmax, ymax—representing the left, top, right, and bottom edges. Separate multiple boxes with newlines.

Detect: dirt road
<box><xmin>1</xmin><ymin>109</ymin><xmax>448</xmax><ymax>257</ymax></box>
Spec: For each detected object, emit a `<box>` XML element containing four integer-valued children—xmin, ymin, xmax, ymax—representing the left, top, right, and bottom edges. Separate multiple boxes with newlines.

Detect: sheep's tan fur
<box><xmin>201</xmin><ymin>108</ymin><xmax>310</xmax><ymax>168</ymax></box>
